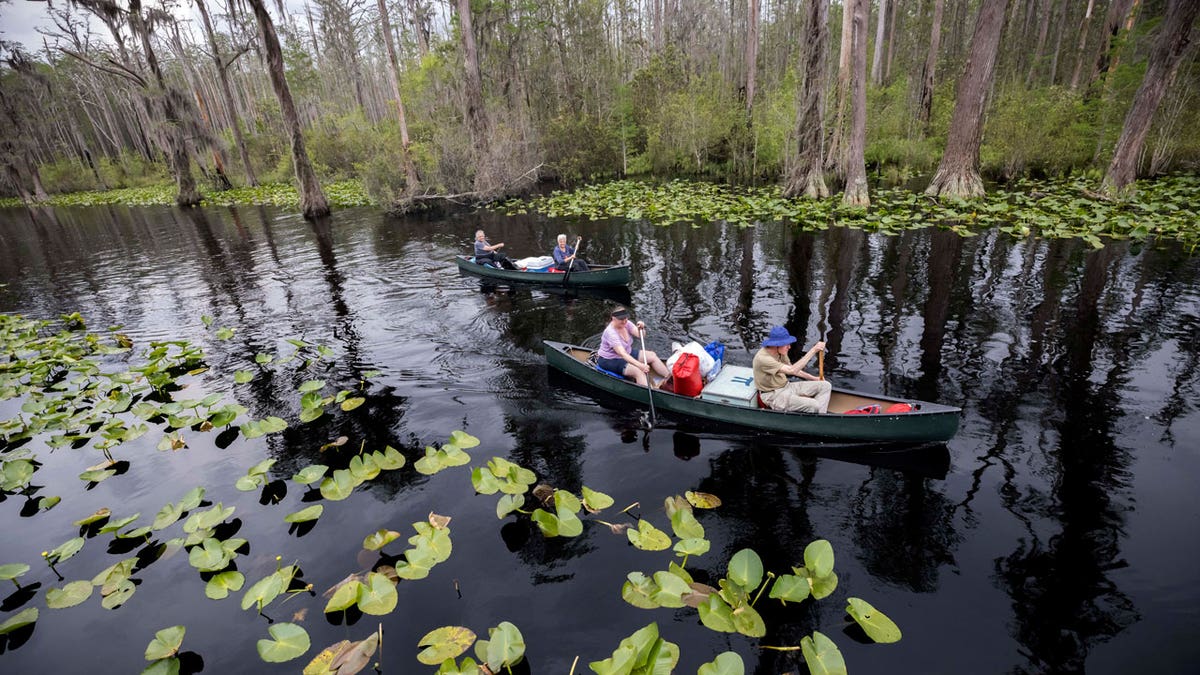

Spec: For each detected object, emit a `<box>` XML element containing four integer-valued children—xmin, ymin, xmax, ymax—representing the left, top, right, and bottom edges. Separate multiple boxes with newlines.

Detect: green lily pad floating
<box><xmin>340</xmin><ymin>396</ymin><xmax>365</xmax><ymax>411</ymax></box>
<box><xmin>144</xmin><ymin>625</ymin><xmax>186</xmax><ymax>660</ymax></box>
<box><xmin>298</xmin><ymin>379</ymin><xmax>326</xmax><ymax>393</ymax></box>
<box><xmin>205</xmin><ymin>571</ymin><xmax>246</xmax><ymax>600</ymax></box>
<box><xmin>800</xmin><ymin>631</ymin><xmax>847</xmax><ymax>675</ymax></box>
<box><xmin>257</xmin><ymin>622</ymin><xmax>311</xmax><ymax>663</ymax></box>
<box><xmin>46</xmin><ymin>536</ymin><xmax>85</xmax><ymax>564</ymax></box>
<box><xmin>845</xmin><ymin>597</ymin><xmax>902</xmax><ymax>643</ymax></box>
<box><xmin>363</xmin><ymin>529</ymin><xmax>401</xmax><ymax>551</ymax></box>
<box><xmin>75</xmin><ymin>507</ymin><xmax>112</xmax><ymax>526</ymax></box>
<box><xmin>284</xmin><ymin>504</ymin><xmax>324</xmax><ymax>523</ymax></box>
<box><xmin>45</xmin><ymin>580</ymin><xmax>94</xmax><ymax>608</ymax></box>
<box><xmin>698</xmin><ymin>651</ymin><xmax>745</xmax><ymax>675</ymax></box>
<box><xmin>38</xmin><ymin>496</ymin><xmax>61</xmax><ymax>511</ymax></box>
<box><xmin>241</xmin><ymin>565</ymin><xmax>298</xmax><ymax>612</ymax></box>
<box><xmin>474</xmin><ymin>621</ymin><xmax>525</xmax><ymax>674</ymax></box>
<box><xmin>769</xmin><ymin>574</ymin><xmax>811</xmax><ymax>604</ymax></box>
<box><xmin>805</xmin><ymin>539</ymin><xmax>835</xmax><ymax>578</ymax></box>
<box><xmin>0</xmin><ymin>563</ymin><xmax>30</xmax><ymax>582</ymax></box>
<box><xmin>236</xmin><ymin>458</ymin><xmax>277</xmax><ymax>491</ymax></box>
<box><xmin>727</xmin><ymin>548</ymin><xmax>764</xmax><ymax>590</ymax></box>
<box><xmin>141</xmin><ymin>657</ymin><xmax>180</xmax><ymax>675</ymax></box>
<box><xmin>323</xmin><ymin>577</ymin><xmax>365</xmax><ymax>613</ymax></box>
<box><xmin>417</xmin><ymin>626</ymin><xmax>477</xmax><ymax>665</ymax></box>
<box><xmin>0</xmin><ymin>607</ymin><xmax>38</xmax><ymax>635</ymax></box>
<box><xmin>101</xmin><ymin>578</ymin><xmax>136</xmax><ymax>609</ymax></box>
<box><xmin>626</xmin><ymin>519</ymin><xmax>671</xmax><ymax>551</ymax></box>
<box><xmin>448</xmin><ymin>430</ymin><xmax>479</xmax><ymax>448</ymax></box>
<box><xmin>234</xmin><ymin>370</ymin><xmax>254</xmax><ymax>384</ymax></box>
<box><xmin>496</xmin><ymin>493</ymin><xmax>524</xmax><ymax>519</ymax></box>
<box><xmin>99</xmin><ymin>513</ymin><xmax>141</xmax><ymax>534</ymax></box>
<box><xmin>319</xmin><ymin>468</ymin><xmax>361</xmax><ymax>501</ymax></box>
<box><xmin>292</xmin><ymin>464</ymin><xmax>328</xmax><ymax>485</ymax></box>
<box><xmin>588</xmin><ymin>622</ymin><xmax>678</xmax><ymax>675</ymax></box>
<box><xmin>581</xmin><ymin>486</ymin><xmax>614</xmax><ymax>512</ymax></box>
<box><xmin>356</xmin><ymin>572</ymin><xmax>398</xmax><ymax>615</ymax></box>
<box><xmin>371</xmin><ymin>446</ymin><xmax>406</xmax><ymax>470</ymax></box>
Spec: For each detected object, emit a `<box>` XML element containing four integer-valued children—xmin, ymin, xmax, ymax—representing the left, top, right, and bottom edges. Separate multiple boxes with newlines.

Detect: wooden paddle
<box><xmin>818</xmin><ymin>348</ymin><xmax>825</xmax><ymax>381</ymax></box>
<box><xmin>638</xmin><ymin>327</ymin><xmax>657</xmax><ymax>427</ymax></box>
<box><xmin>561</xmin><ymin>236</ymin><xmax>583</xmax><ymax>286</ymax></box>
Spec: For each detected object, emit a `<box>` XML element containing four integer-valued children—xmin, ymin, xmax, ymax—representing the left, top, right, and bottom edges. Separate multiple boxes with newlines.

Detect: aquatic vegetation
<box><xmin>1</xmin><ymin>310</ymin><xmax>907</xmax><ymax>673</ymax></box>
<box><xmin>0</xmin><ymin>181</ymin><xmax>373</xmax><ymax>209</ymax></box>
<box><xmin>698</xmin><ymin>651</ymin><xmax>746</xmax><ymax>675</ymax></box>
<box><xmin>500</xmin><ymin>175</ymin><xmax>1200</xmax><ymax>250</ymax></box>
<box><xmin>589</xmin><ymin>622</ymin><xmax>678</xmax><ymax>675</ymax></box>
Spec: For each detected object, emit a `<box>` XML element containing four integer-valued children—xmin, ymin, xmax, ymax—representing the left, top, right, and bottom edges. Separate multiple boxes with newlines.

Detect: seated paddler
<box><xmin>473</xmin><ymin>229</ymin><xmax>517</xmax><ymax>269</ymax></box>
<box><xmin>752</xmin><ymin>326</ymin><xmax>832</xmax><ymax>413</ymax></box>
<box><xmin>596</xmin><ymin>305</ymin><xmax>669</xmax><ymax>387</ymax></box>
<box><xmin>552</xmin><ymin>234</ymin><xmax>589</xmax><ymax>272</ymax></box>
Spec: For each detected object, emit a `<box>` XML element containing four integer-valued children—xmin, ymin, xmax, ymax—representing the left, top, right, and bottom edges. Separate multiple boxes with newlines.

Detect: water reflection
<box><xmin>0</xmin><ymin>205</ymin><xmax>1198</xmax><ymax>673</ymax></box>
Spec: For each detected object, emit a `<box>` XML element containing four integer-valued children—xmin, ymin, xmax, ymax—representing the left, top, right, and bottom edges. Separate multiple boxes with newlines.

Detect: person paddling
<box><xmin>752</xmin><ymin>326</ymin><xmax>831</xmax><ymax>413</ymax></box>
<box><xmin>596</xmin><ymin>306</ymin><xmax>668</xmax><ymax>387</ymax></box>
<box><xmin>552</xmin><ymin>234</ymin><xmax>589</xmax><ymax>272</ymax></box>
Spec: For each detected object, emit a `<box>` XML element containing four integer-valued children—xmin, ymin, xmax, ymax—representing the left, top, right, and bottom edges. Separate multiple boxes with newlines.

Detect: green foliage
<box><xmin>981</xmin><ymin>85</ymin><xmax>1095</xmax><ymax>179</ymax></box>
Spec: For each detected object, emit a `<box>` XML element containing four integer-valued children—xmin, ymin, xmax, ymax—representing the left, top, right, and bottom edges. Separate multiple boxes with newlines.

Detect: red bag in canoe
<box><xmin>672</xmin><ymin>353</ymin><xmax>702</xmax><ymax>397</ymax></box>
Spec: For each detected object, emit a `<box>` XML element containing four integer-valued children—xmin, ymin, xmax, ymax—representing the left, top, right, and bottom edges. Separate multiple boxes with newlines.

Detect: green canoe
<box><xmin>544</xmin><ymin>340</ymin><xmax>961</xmax><ymax>444</ymax></box>
<box><xmin>455</xmin><ymin>255</ymin><xmax>631</xmax><ymax>288</ymax></box>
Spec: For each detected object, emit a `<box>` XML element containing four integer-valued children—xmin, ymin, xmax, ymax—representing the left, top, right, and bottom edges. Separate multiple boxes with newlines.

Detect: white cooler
<box><xmin>700</xmin><ymin>365</ymin><xmax>757</xmax><ymax>408</ymax></box>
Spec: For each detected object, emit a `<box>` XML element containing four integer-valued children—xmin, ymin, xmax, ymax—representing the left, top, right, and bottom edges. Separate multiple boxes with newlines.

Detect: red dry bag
<box><xmin>671</xmin><ymin>353</ymin><xmax>702</xmax><ymax>397</ymax></box>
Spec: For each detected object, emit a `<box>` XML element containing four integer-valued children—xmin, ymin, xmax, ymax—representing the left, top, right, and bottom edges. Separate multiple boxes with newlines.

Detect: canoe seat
<box><xmin>756</xmin><ymin>392</ymin><xmax>769</xmax><ymax>409</ymax></box>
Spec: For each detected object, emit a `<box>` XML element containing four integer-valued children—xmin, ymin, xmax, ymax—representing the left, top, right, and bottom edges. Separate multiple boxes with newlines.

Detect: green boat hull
<box><xmin>544</xmin><ymin>340</ymin><xmax>961</xmax><ymax>444</ymax></box>
<box><xmin>455</xmin><ymin>256</ymin><xmax>631</xmax><ymax>288</ymax></box>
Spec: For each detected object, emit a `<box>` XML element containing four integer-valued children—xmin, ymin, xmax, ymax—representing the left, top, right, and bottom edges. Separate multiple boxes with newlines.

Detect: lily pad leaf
<box><xmin>685</xmin><ymin>491</ymin><xmax>722</xmax><ymax>508</ymax></box>
<box><xmin>341</xmin><ymin>397</ymin><xmax>365</xmax><ymax>411</ymax></box>
<box><xmin>144</xmin><ymin>625</ymin><xmax>186</xmax><ymax>661</ymax></box>
<box><xmin>805</xmin><ymin>539</ymin><xmax>835</xmax><ymax>579</ymax></box>
<box><xmin>0</xmin><ymin>563</ymin><xmax>30</xmax><ymax>581</ymax></box>
<box><xmin>626</xmin><ymin>519</ymin><xmax>671</xmax><ymax>551</ymax></box>
<box><xmin>447</xmin><ymin>431</ymin><xmax>479</xmax><ymax>449</ymax></box>
<box><xmin>496</xmin><ymin>494</ymin><xmax>524</xmax><ymax>519</ymax></box>
<box><xmin>769</xmin><ymin>574</ymin><xmax>811</xmax><ymax>604</ymax></box>
<box><xmin>257</xmin><ymin>622</ymin><xmax>311</xmax><ymax>663</ymax></box>
<box><xmin>356</xmin><ymin>572</ymin><xmax>398</xmax><ymax>615</ymax></box>
<box><xmin>698</xmin><ymin>651</ymin><xmax>745</xmax><ymax>675</ymax></box>
<box><xmin>417</xmin><ymin>626</ymin><xmax>477</xmax><ymax>665</ymax></box>
<box><xmin>799</xmin><ymin>631</ymin><xmax>847</xmax><ymax>675</ymax></box>
<box><xmin>581</xmin><ymin>486</ymin><xmax>614</xmax><ymax>512</ymax></box>
<box><xmin>474</xmin><ymin>621</ymin><xmax>524</xmax><ymax>673</ymax></box>
<box><xmin>141</xmin><ymin>658</ymin><xmax>180</xmax><ymax>675</ymax></box>
<box><xmin>0</xmin><ymin>607</ymin><xmax>38</xmax><ymax>635</ymax></box>
<box><xmin>293</xmin><ymin>464</ymin><xmax>328</xmax><ymax>485</ymax></box>
<box><xmin>846</xmin><ymin>597</ymin><xmax>902</xmax><ymax>643</ymax></box>
<box><xmin>47</xmin><ymin>536</ymin><xmax>85</xmax><ymax>563</ymax></box>
<box><xmin>284</xmin><ymin>504</ymin><xmax>324</xmax><ymax>523</ymax></box>
<box><xmin>75</xmin><ymin>507</ymin><xmax>112</xmax><ymax>526</ymax></box>
<box><xmin>363</xmin><ymin>529</ymin><xmax>401</xmax><ymax>551</ymax></box>
<box><xmin>323</xmin><ymin>579</ymin><xmax>364</xmax><ymax>613</ymax></box>
<box><xmin>45</xmin><ymin>580</ymin><xmax>94</xmax><ymax>609</ymax></box>
<box><xmin>234</xmin><ymin>370</ymin><xmax>254</xmax><ymax>384</ymax></box>
<box><xmin>319</xmin><ymin>469</ymin><xmax>358</xmax><ymax>501</ymax></box>
<box><xmin>205</xmin><ymin>571</ymin><xmax>246</xmax><ymax>600</ymax></box>
<box><xmin>728</xmin><ymin>548</ymin><xmax>764</xmax><ymax>590</ymax></box>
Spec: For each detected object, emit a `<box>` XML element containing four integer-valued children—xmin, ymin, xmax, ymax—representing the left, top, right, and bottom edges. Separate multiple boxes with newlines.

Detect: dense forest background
<box><xmin>0</xmin><ymin>0</ymin><xmax>1196</xmax><ymax>209</ymax></box>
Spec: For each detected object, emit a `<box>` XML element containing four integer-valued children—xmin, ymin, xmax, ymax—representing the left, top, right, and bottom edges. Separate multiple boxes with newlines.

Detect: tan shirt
<box><xmin>753</xmin><ymin>348</ymin><xmax>791</xmax><ymax>392</ymax></box>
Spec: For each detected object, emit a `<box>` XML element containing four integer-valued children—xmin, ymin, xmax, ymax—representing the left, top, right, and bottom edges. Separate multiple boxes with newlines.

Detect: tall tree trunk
<box><xmin>1069</xmin><ymin>0</ymin><xmax>1097</xmax><ymax>90</ymax></box>
<box><xmin>826</xmin><ymin>2</ymin><xmax>856</xmax><ymax>177</ymax></box>
<box><xmin>407</xmin><ymin>0</ymin><xmax>430</xmax><ymax>55</ymax></box>
<box><xmin>917</xmin><ymin>0</ymin><xmax>946</xmax><ymax>132</ymax></box>
<box><xmin>870</xmin><ymin>0</ymin><xmax>888</xmax><ymax>87</ymax></box>
<box><xmin>1048</xmin><ymin>0</ymin><xmax>1067</xmax><ymax>84</ymax></box>
<box><xmin>1087</xmin><ymin>0</ymin><xmax>1139</xmax><ymax>91</ymax></box>
<box><xmin>247</xmin><ymin>0</ymin><xmax>330</xmax><ymax>218</ymax></box>
<box><xmin>925</xmin><ymin>0</ymin><xmax>1010</xmax><ymax>199</ymax></box>
<box><xmin>783</xmin><ymin>0</ymin><xmax>830</xmax><ymax>198</ymax></box>
<box><xmin>745</xmin><ymin>0</ymin><xmax>760</xmax><ymax>114</ymax></box>
<box><xmin>128</xmin><ymin>0</ymin><xmax>201</xmax><ymax>207</ymax></box>
<box><xmin>196</xmin><ymin>0</ymin><xmax>258</xmax><ymax>186</ymax></box>
<box><xmin>456</xmin><ymin>0</ymin><xmax>492</xmax><ymax>193</ymax></box>
<box><xmin>377</xmin><ymin>0</ymin><xmax>420</xmax><ymax>193</ymax></box>
<box><xmin>885</xmin><ymin>0</ymin><xmax>898</xmax><ymax>82</ymax></box>
<box><xmin>1101</xmin><ymin>0</ymin><xmax>1199</xmax><ymax>195</ymax></box>
<box><xmin>1025</xmin><ymin>0</ymin><xmax>1052</xmax><ymax>85</ymax></box>
<box><xmin>844</xmin><ymin>0</ymin><xmax>870</xmax><ymax>206</ymax></box>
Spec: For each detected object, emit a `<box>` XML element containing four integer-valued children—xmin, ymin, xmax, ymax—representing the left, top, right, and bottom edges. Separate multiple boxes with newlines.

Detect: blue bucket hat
<box><xmin>762</xmin><ymin>326</ymin><xmax>797</xmax><ymax>347</ymax></box>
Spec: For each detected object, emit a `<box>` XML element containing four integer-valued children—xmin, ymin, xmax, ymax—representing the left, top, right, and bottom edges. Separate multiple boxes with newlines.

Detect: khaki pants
<box><xmin>760</xmin><ymin>380</ymin><xmax>832</xmax><ymax>414</ymax></box>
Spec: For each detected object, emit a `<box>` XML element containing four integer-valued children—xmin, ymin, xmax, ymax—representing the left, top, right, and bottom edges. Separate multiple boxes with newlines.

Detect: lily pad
<box><xmin>845</xmin><ymin>597</ymin><xmax>902</xmax><ymax>643</ymax></box>
<box><xmin>799</xmin><ymin>631</ymin><xmax>846</xmax><ymax>675</ymax></box>
<box><xmin>284</xmin><ymin>504</ymin><xmax>324</xmax><ymax>523</ymax></box>
<box><xmin>417</xmin><ymin>626</ymin><xmax>477</xmax><ymax>665</ymax></box>
<box><xmin>257</xmin><ymin>622</ymin><xmax>311</xmax><ymax>663</ymax></box>
<box><xmin>626</xmin><ymin>519</ymin><xmax>671</xmax><ymax>551</ymax></box>
<box><xmin>293</xmin><ymin>464</ymin><xmax>328</xmax><ymax>485</ymax></box>
<box><xmin>45</xmin><ymin>580</ymin><xmax>94</xmax><ymax>609</ymax></box>
<box><xmin>205</xmin><ymin>571</ymin><xmax>246</xmax><ymax>600</ymax></box>
<box><xmin>0</xmin><ymin>607</ymin><xmax>38</xmax><ymax>635</ymax></box>
<box><xmin>0</xmin><ymin>563</ymin><xmax>30</xmax><ymax>581</ymax></box>
<box><xmin>356</xmin><ymin>572</ymin><xmax>398</xmax><ymax>615</ymax></box>
<box><xmin>144</xmin><ymin>625</ymin><xmax>186</xmax><ymax>661</ymax></box>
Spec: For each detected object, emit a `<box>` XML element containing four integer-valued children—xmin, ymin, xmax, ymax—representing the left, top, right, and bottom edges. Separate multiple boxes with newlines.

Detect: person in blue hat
<box><xmin>752</xmin><ymin>326</ymin><xmax>831</xmax><ymax>413</ymax></box>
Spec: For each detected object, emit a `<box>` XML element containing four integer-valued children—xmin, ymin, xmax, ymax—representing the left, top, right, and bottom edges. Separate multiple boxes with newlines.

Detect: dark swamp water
<box><xmin>1</xmin><ymin>203</ymin><xmax>1198</xmax><ymax>674</ymax></box>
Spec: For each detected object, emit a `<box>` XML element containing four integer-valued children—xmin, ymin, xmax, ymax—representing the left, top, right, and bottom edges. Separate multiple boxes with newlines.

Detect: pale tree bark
<box><xmin>1069</xmin><ymin>0</ymin><xmax>1097</xmax><ymax>90</ymax></box>
<box><xmin>377</xmin><ymin>0</ymin><xmax>420</xmax><ymax>192</ymax></box>
<box><xmin>783</xmin><ymin>0</ymin><xmax>829</xmax><ymax>198</ymax></box>
<box><xmin>196</xmin><ymin>0</ymin><xmax>258</xmax><ymax>185</ymax></box>
<box><xmin>127</xmin><ymin>0</ymin><xmax>201</xmax><ymax>207</ymax></box>
<box><xmin>456</xmin><ymin>0</ymin><xmax>493</xmax><ymax>193</ymax></box>
<box><xmin>744</xmin><ymin>0</ymin><xmax>759</xmax><ymax>114</ymax></box>
<box><xmin>826</xmin><ymin>2</ymin><xmax>855</xmax><ymax>178</ymax></box>
<box><xmin>870</xmin><ymin>0</ymin><xmax>888</xmax><ymax>87</ymax></box>
<box><xmin>1101</xmin><ymin>0</ymin><xmax>1199</xmax><ymax>195</ymax></box>
<box><xmin>926</xmin><ymin>0</ymin><xmax>1010</xmax><ymax>199</ymax></box>
<box><xmin>843</xmin><ymin>0</ymin><xmax>869</xmax><ymax>206</ymax></box>
<box><xmin>407</xmin><ymin>0</ymin><xmax>430</xmax><ymax>56</ymax></box>
<box><xmin>917</xmin><ymin>0</ymin><xmax>946</xmax><ymax>131</ymax></box>
<box><xmin>247</xmin><ymin>0</ymin><xmax>330</xmax><ymax>218</ymax></box>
